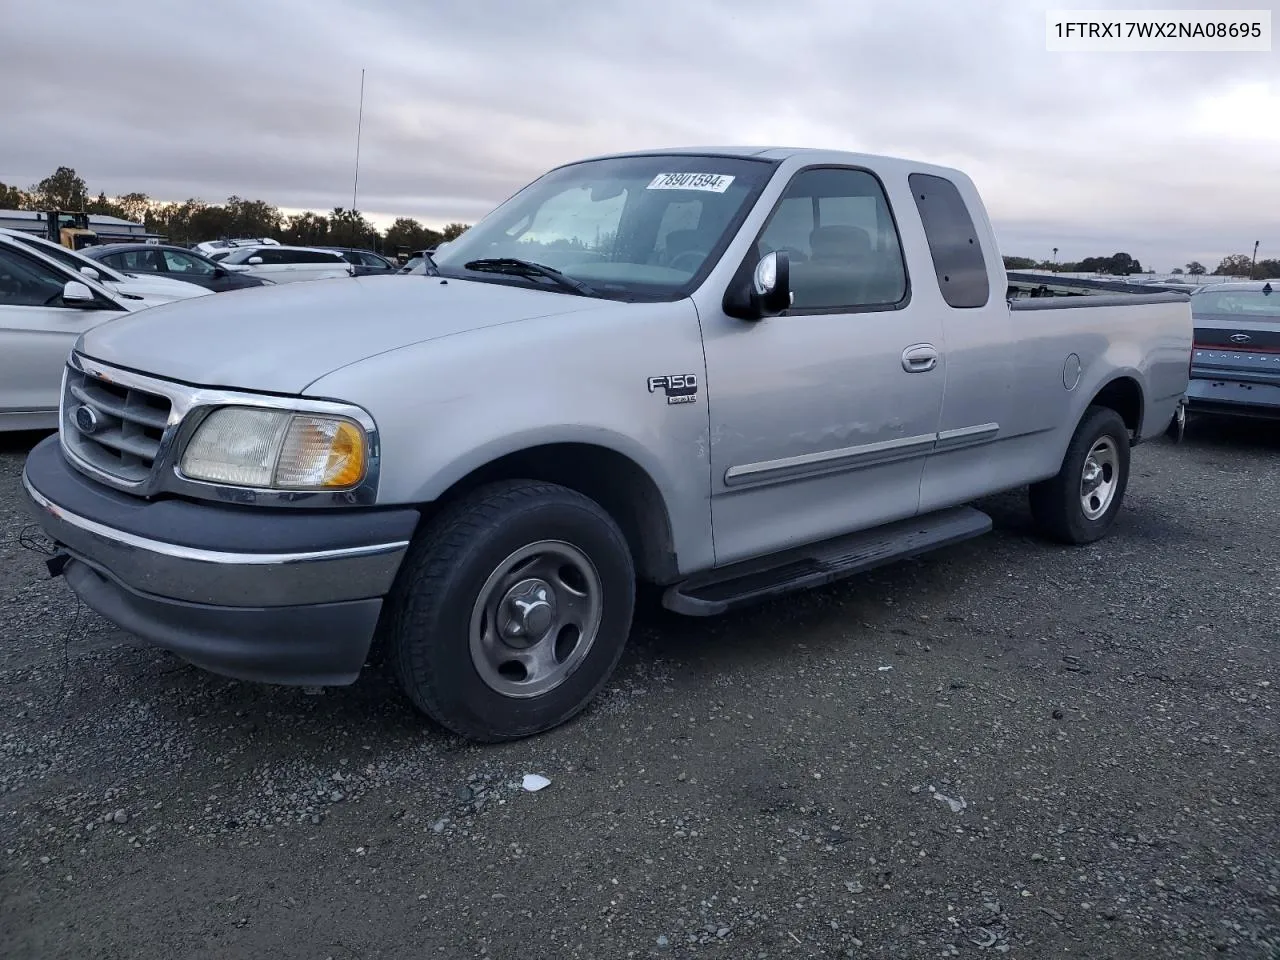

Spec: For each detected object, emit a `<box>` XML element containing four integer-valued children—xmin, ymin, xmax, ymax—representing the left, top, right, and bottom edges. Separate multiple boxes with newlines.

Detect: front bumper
<box><xmin>21</xmin><ymin>435</ymin><xmax>418</xmax><ymax>685</ymax></box>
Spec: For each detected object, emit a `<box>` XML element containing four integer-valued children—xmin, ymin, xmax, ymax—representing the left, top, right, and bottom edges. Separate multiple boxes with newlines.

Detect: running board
<box><xmin>663</xmin><ymin>506</ymin><xmax>993</xmax><ymax>616</ymax></box>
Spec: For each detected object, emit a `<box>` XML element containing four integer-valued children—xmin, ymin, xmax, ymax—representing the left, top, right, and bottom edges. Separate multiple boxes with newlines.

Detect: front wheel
<box><xmin>1029</xmin><ymin>405</ymin><xmax>1132</xmax><ymax>545</ymax></box>
<box><xmin>384</xmin><ymin>480</ymin><xmax>635</xmax><ymax>742</ymax></box>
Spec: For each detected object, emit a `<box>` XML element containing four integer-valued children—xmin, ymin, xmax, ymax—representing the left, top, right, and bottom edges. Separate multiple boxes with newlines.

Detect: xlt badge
<box><xmin>647</xmin><ymin>374</ymin><xmax>698</xmax><ymax>404</ymax></box>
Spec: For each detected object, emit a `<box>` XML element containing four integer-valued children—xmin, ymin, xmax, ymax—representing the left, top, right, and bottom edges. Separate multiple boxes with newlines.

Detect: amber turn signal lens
<box><xmin>275</xmin><ymin>416</ymin><xmax>367</xmax><ymax>489</ymax></box>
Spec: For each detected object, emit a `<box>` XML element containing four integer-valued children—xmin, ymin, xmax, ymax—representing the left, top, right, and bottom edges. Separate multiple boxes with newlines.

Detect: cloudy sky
<box><xmin>3</xmin><ymin>0</ymin><xmax>1275</xmax><ymax>270</ymax></box>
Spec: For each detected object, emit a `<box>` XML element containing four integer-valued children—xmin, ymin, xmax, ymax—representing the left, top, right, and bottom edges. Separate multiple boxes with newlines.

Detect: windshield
<box><xmin>9</xmin><ymin>233</ymin><xmax>125</xmax><ymax>282</ymax></box>
<box><xmin>1192</xmin><ymin>288</ymin><xmax>1279</xmax><ymax>317</ymax></box>
<box><xmin>432</xmin><ymin>154</ymin><xmax>778</xmax><ymax>300</ymax></box>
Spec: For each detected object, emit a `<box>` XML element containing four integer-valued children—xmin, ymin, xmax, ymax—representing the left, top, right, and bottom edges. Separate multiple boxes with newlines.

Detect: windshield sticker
<box><xmin>646</xmin><ymin>173</ymin><xmax>736</xmax><ymax>193</ymax></box>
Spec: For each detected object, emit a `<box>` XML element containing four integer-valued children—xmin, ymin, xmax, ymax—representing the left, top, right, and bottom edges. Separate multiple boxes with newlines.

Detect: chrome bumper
<box><xmin>23</xmin><ymin>473</ymin><xmax>408</xmax><ymax>608</ymax></box>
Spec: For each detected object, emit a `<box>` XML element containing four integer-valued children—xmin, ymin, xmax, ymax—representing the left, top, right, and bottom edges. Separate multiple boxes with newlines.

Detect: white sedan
<box><xmin>0</xmin><ymin>233</ymin><xmax>168</xmax><ymax>432</ymax></box>
<box><xmin>0</xmin><ymin>228</ymin><xmax>211</xmax><ymax>304</ymax></box>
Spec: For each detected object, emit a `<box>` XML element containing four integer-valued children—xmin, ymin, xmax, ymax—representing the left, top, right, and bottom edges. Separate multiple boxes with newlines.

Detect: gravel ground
<box><xmin>1</xmin><ymin>420</ymin><xmax>1277</xmax><ymax>960</ymax></box>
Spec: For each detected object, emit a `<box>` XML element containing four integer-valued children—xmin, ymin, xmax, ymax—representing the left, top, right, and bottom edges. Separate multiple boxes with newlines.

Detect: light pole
<box><xmin>1052</xmin><ymin>247</ymin><xmax>1058</xmax><ymax>272</ymax></box>
<box><xmin>352</xmin><ymin>68</ymin><xmax>366</xmax><ymax>213</ymax></box>
<box><xmin>1252</xmin><ymin>240</ymin><xmax>1260</xmax><ymax>280</ymax></box>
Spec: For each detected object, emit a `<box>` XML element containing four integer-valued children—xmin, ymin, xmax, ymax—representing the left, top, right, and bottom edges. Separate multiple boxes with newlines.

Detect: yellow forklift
<box><xmin>41</xmin><ymin>210</ymin><xmax>98</xmax><ymax>250</ymax></box>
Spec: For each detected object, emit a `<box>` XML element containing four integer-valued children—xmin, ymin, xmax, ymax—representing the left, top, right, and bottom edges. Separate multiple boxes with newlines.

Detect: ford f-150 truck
<box><xmin>21</xmin><ymin>147</ymin><xmax>1193</xmax><ymax>742</ymax></box>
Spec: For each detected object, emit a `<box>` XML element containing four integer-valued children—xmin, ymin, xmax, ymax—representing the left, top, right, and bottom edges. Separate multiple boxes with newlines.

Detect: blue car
<box><xmin>1187</xmin><ymin>280</ymin><xmax>1280</xmax><ymax>420</ymax></box>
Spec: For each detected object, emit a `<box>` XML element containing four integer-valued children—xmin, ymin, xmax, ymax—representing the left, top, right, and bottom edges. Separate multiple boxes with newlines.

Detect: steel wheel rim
<box><xmin>1080</xmin><ymin>436</ymin><xmax>1119</xmax><ymax>520</ymax></box>
<box><xmin>469</xmin><ymin>540</ymin><xmax>603</xmax><ymax>699</ymax></box>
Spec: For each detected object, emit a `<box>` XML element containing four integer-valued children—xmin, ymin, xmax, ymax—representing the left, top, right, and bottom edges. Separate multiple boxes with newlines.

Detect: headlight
<box><xmin>180</xmin><ymin>407</ymin><xmax>368</xmax><ymax>490</ymax></box>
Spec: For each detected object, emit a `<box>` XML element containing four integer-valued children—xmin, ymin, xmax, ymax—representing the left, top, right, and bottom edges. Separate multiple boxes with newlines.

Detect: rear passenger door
<box><xmin>909</xmin><ymin>172</ymin><xmax>1019</xmax><ymax>512</ymax></box>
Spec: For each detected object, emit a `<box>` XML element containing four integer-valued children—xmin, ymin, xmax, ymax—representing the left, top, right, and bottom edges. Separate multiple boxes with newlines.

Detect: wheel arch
<box><xmin>418</xmin><ymin>441</ymin><xmax>680</xmax><ymax>585</ymax></box>
<box><xmin>1088</xmin><ymin>374</ymin><xmax>1145</xmax><ymax>439</ymax></box>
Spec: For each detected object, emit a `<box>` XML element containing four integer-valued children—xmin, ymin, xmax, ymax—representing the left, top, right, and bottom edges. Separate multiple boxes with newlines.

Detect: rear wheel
<box><xmin>1029</xmin><ymin>405</ymin><xmax>1131</xmax><ymax>545</ymax></box>
<box><xmin>384</xmin><ymin>480</ymin><xmax>635</xmax><ymax>742</ymax></box>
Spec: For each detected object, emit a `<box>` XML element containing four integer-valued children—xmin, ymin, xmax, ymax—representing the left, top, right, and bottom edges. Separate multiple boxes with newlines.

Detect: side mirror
<box><xmin>723</xmin><ymin>250</ymin><xmax>792</xmax><ymax>321</ymax></box>
<box><xmin>79</xmin><ymin>265</ymin><xmax>101</xmax><ymax>281</ymax></box>
<box><xmin>62</xmin><ymin>280</ymin><xmax>97</xmax><ymax>306</ymax></box>
<box><xmin>213</xmin><ymin>266</ymin><xmax>227</xmax><ymax>277</ymax></box>
<box><xmin>247</xmin><ymin>256</ymin><xmax>264</xmax><ymax>265</ymax></box>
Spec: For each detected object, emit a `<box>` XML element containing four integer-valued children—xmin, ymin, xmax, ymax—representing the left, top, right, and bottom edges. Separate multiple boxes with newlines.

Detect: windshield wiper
<box><xmin>462</xmin><ymin>257</ymin><xmax>597</xmax><ymax>296</ymax></box>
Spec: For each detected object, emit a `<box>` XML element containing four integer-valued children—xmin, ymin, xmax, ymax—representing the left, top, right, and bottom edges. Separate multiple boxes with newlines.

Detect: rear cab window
<box><xmin>908</xmin><ymin>173</ymin><xmax>990</xmax><ymax>308</ymax></box>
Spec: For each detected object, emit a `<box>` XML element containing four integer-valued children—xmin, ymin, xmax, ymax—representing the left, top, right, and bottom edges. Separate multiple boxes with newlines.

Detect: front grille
<box><xmin>62</xmin><ymin>364</ymin><xmax>174</xmax><ymax>484</ymax></box>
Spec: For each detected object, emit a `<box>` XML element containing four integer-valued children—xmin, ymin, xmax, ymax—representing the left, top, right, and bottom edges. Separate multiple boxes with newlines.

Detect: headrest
<box><xmin>809</xmin><ymin>224</ymin><xmax>872</xmax><ymax>262</ymax></box>
<box><xmin>664</xmin><ymin>229</ymin><xmax>701</xmax><ymax>256</ymax></box>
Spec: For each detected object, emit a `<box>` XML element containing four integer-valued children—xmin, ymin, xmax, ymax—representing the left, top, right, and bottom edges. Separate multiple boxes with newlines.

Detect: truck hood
<box><xmin>76</xmin><ymin>274</ymin><xmax>607</xmax><ymax>394</ymax></box>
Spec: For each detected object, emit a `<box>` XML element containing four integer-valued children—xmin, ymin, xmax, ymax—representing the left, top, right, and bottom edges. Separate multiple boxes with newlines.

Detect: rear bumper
<box><xmin>21</xmin><ymin>434</ymin><xmax>418</xmax><ymax>685</ymax></box>
<box><xmin>1187</xmin><ymin>373</ymin><xmax>1280</xmax><ymax>419</ymax></box>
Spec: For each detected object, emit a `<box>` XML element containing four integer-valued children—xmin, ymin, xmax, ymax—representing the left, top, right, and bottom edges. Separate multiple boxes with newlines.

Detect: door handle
<box><xmin>901</xmin><ymin>343</ymin><xmax>939</xmax><ymax>373</ymax></box>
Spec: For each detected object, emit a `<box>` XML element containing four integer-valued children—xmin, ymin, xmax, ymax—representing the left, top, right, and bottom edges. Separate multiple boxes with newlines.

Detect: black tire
<box><xmin>384</xmin><ymin>480</ymin><xmax>635</xmax><ymax>742</ymax></box>
<box><xmin>1029</xmin><ymin>405</ymin><xmax>1131</xmax><ymax>545</ymax></box>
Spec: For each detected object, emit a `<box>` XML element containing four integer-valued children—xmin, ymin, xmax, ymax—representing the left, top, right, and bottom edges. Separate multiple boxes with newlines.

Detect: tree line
<box><xmin>4</xmin><ymin>165</ymin><xmax>1274</xmax><ymax>276</ymax></box>
<box><xmin>0</xmin><ymin>166</ymin><xmax>470</xmax><ymax>255</ymax></box>
<box><xmin>1001</xmin><ymin>250</ymin><xmax>1278</xmax><ymax>279</ymax></box>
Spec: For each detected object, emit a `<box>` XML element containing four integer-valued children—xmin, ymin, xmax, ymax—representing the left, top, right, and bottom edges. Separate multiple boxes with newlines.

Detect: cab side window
<box><xmin>757</xmin><ymin>168</ymin><xmax>908</xmax><ymax>311</ymax></box>
<box><xmin>0</xmin><ymin>246</ymin><xmax>73</xmax><ymax>307</ymax></box>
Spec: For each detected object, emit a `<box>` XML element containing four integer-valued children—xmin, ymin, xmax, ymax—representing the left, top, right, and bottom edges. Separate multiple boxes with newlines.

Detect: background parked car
<box><xmin>0</xmin><ymin>233</ymin><xmax>165</xmax><ymax>432</ymax></box>
<box><xmin>1186</xmin><ymin>280</ymin><xmax>1280</xmax><ymax>421</ymax></box>
<box><xmin>212</xmin><ymin>244</ymin><xmax>355</xmax><ymax>283</ymax></box>
<box><xmin>324</xmin><ymin>247</ymin><xmax>398</xmax><ymax>276</ymax></box>
<box><xmin>397</xmin><ymin>248</ymin><xmax>437</xmax><ymax>274</ymax></box>
<box><xmin>194</xmin><ymin>238</ymin><xmax>281</xmax><ymax>259</ymax></box>
<box><xmin>0</xmin><ymin>228</ymin><xmax>211</xmax><ymax>304</ymax></box>
<box><xmin>81</xmin><ymin>243</ymin><xmax>272</xmax><ymax>293</ymax></box>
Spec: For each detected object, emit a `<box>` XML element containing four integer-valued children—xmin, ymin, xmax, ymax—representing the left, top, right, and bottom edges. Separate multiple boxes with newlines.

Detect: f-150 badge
<box><xmin>647</xmin><ymin>374</ymin><xmax>698</xmax><ymax>405</ymax></box>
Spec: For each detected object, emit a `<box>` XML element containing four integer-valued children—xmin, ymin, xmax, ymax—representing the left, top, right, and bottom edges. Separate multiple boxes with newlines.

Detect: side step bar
<box><xmin>663</xmin><ymin>506</ymin><xmax>993</xmax><ymax>616</ymax></box>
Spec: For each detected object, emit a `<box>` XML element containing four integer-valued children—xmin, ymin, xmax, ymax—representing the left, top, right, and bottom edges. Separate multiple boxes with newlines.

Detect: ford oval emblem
<box><xmin>74</xmin><ymin>404</ymin><xmax>100</xmax><ymax>434</ymax></box>
<box><xmin>1229</xmin><ymin>333</ymin><xmax>1252</xmax><ymax>344</ymax></box>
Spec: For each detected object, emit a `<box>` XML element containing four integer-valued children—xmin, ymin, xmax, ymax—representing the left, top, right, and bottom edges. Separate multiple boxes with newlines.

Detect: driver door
<box><xmin>699</xmin><ymin>165</ymin><xmax>946</xmax><ymax>565</ymax></box>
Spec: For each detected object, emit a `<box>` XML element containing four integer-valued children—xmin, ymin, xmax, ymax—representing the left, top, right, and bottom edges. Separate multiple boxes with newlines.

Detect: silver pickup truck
<box><xmin>21</xmin><ymin>147</ymin><xmax>1193</xmax><ymax>741</ymax></box>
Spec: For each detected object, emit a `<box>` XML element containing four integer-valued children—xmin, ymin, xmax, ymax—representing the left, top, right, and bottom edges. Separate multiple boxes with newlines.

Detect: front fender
<box><xmin>303</xmin><ymin>300</ymin><xmax>715</xmax><ymax>573</ymax></box>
